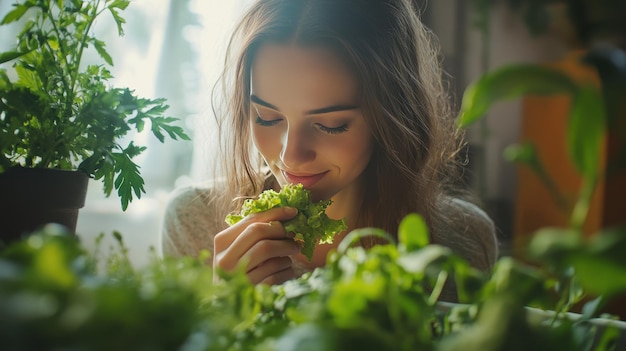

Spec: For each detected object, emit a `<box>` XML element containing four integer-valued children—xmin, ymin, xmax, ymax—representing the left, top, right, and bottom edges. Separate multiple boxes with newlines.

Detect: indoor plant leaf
<box><xmin>0</xmin><ymin>50</ymin><xmax>30</xmax><ymax>64</ymax></box>
<box><xmin>458</xmin><ymin>64</ymin><xmax>578</xmax><ymax>128</ymax></box>
<box><xmin>567</xmin><ymin>84</ymin><xmax>606</xmax><ymax>179</ymax></box>
<box><xmin>0</xmin><ymin>3</ymin><xmax>31</xmax><ymax>24</ymax></box>
<box><xmin>398</xmin><ymin>212</ymin><xmax>429</xmax><ymax>252</ymax></box>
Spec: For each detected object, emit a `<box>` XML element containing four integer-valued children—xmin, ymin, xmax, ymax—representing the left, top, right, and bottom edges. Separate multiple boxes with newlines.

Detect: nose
<box><xmin>279</xmin><ymin>125</ymin><xmax>316</xmax><ymax>168</ymax></box>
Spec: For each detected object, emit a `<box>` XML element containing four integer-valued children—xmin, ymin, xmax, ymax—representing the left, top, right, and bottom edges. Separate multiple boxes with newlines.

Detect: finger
<box><xmin>261</xmin><ymin>266</ymin><xmax>296</xmax><ymax>285</ymax></box>
<box><xmin>225</xmin><ymin>221</ymin><xmax>298</xmax><ymax>268</ymax></box>
<box><xmin>216</xmin><ymin>206</ymin><xmax>298</xmax><ymax>247</ymax></box>
<box><xmin>243</xmin><ymin>237</ymin><xmax>301</xmax><ymax>271</ymax></box>
<box><xmin>247</xmin><ymin>256</ymin><xmax>293</xmax><ymax>284</ymax></box>
<box><xmin>215</xmin><ymin>222</ymin><xmax>297</xmax><ymax>271</ymax></box>
<box><xmin>229</xmin><ymin>216</ymin><xmax>302</xmax><ymax>257</ymax></box>
<box><xmin>247</xmin><ymin>257</ymin><xmax>296</xmax><ymax>285</ymax></box>
<box><xmin>260</xmin><ymin>268</ymin><xmax>296</xmax><ymax>285</ymax></box>
<box><xmin>239</xmin><ymin>206</ymin><xmax>298</xmax><ymax>226</ymax></box>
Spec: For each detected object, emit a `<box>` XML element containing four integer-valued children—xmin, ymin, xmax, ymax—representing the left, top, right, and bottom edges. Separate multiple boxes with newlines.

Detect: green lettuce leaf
<box><xmin>225</xmin><ymin>183</ymin><xmax>347</xmax><ymax>261</ymax></box>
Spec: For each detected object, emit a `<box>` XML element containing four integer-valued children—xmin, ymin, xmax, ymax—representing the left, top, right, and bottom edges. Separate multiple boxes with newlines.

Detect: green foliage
<box><xmin>457</xmin><ymin>63</ymin><xmax>606</xmax><ymax>187</ymax></box>
<box><xmin>454</xmin><ymin>2</ymin><xmax>626</xmax><ymax>346</ymax></box>
<box><xmin>225</xmin><ymin>183</ymin><xmax>347</xmax><ymax>261</ymax></box>
<box><xmin>0</xmin><ymin>226</ymin><xmax>236</xmax><ymax>351</ymax></box>
<box><xmin>457</xmin><ymin>60</ymin><xmax>611</xmax><ymax>230</ymax></box>
<box><xmin>2</xmin><ymin>2</ymin><xmax>624</xmax><ymax>349</ymax></box>
<box><xmin>0</xmin><ymin>0</ymin><xmax>190</xmax><ymax>210</ymax></box>
<box><xmin>458</xmin><ymin>4</ymin><xmax>626</xmax><ymax>348</ymax></box>
<box><xmin>2</xmin><ymin>216</ymin><xmax>625</xmax><ymax>350</ymax></box>
<box><xmin>398</xmin><ymin>212</ymin><xmax>430</xmax><ymax>252</ymax></box>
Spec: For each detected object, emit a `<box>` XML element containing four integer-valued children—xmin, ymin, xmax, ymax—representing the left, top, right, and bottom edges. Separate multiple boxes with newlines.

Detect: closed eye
<box><xmin>317</xmin><ymin>123</ymin><xmax>349</xmax><ymax>135</ymax></box>
<box><xmin>255</xmin><ymin>115</ymin><xmax>281</xmax><ymax>127</ymax></box>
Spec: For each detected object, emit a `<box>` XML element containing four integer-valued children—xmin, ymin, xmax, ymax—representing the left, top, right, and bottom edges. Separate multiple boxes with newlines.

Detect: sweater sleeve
<box><xmin>433</xmin><ymin>197</ymin><xmax>499</xmax><ymax>271</ymax></box>
<box><xmin>160</xmin><ymin>184</ymin><xmax>221</xmax><ymax>261</ymax></box>
<box><xmin>430</xmin><ymin>196</ymin><xmax>499</xmax><ymax>302</ymax></box>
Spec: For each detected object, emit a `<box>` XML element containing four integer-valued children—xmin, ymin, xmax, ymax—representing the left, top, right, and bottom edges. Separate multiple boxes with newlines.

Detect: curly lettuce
<box><xmin>225</xmin><ymin>183</ymin><xmax>347</xmax><ymax>261</ymax></box>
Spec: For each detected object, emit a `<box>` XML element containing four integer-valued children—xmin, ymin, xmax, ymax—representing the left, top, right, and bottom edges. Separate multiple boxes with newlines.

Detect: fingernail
<box><xmin>284</xmin><ymin>207</ymin><xmax>298</xmax><ymax>216</ymax></box>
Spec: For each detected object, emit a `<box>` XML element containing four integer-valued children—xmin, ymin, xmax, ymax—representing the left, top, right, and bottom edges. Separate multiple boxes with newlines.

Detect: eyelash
<box><xmin>255</xmin><ymin>116</ymin><xmax>280</xmax><ymax>127</ymax></box>
<box><xmin>317</xmin><ymin>124</ymin><xmax>349</xmax><ymax>135</ymax></box>
<box><xmin>255</xmin><ymin>116</ymin><xmax>349</xmax><ymax>135</ymax></box>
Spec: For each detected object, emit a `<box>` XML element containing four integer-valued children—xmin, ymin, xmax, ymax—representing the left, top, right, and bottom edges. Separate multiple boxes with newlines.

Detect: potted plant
<box><xmin>0</xmin><ymin>0</ymin><xmax>190</xmax><ymax>243</ymax></box>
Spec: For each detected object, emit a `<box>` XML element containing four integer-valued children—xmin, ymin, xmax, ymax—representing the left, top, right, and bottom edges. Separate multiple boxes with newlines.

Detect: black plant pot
<box><xmin>0</xmin><ymin>167</ymin><xmax>89</xmax><ymax>245</ymax></box>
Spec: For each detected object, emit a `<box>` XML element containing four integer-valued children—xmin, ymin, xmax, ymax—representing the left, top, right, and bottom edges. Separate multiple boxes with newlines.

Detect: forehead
<box><xmin>250</xmin><ymin>43</ymin><xmax>359</xmax><ymax>108</ymax></box>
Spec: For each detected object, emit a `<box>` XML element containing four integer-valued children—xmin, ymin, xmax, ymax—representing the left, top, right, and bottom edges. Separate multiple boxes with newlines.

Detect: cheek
<box><xmin>322</xmin><ymin>132</ymin><xmax>373</xmax><ymax>172</ymax></box>
<box><xmin>251</xmin><ymin>124</ymin><xmax>279</xmax><ymax>158</ymax></box>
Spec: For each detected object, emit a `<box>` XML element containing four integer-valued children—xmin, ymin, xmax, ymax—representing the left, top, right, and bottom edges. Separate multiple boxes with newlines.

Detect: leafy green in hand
<box><xmin>225</xmin><ymin>183</ymin><xmax>347</xmax><ymax>261</ymax></box>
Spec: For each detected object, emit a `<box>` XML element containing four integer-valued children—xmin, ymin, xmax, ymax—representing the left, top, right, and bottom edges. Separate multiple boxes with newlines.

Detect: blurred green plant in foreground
<box><xmin>1</xmin><ymin>214</ymin><xmax>625</xmax><ymax>350</ymax></box>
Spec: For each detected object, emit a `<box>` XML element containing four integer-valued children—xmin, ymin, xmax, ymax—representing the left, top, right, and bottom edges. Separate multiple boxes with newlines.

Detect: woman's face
<box><xmin>250</xmin><ymin>43</ymin><xmax>373</xmax><ymax>203</ymax></box>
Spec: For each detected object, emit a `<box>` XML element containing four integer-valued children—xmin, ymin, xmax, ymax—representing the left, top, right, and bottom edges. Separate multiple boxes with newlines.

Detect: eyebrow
<box><xmin>250</xmin><ymin>94</ymin><xmax>358</xmax><ymax>115</ymax></box>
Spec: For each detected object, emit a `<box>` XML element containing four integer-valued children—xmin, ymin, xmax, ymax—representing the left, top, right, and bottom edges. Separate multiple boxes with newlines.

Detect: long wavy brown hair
<box><xmin>212</xmin><ymin>0</ymin><xmax>467</xmax><ymax>245</ymax></box>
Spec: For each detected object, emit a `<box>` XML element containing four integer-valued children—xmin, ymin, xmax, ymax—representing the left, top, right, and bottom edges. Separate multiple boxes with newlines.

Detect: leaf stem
<box><xmin>569</xmin><ymin>175</ymin><xmax>598</xmax><ymax>233</ymax></box>
<box><xmin>428</xmin><ymin>270</ymin><xmax>449</xmax><ymax>305</ymax></box>
<box><xmin>44</xmin><ymin>4</ymin><xmax>72</xmax><ymax>93</ymax></box>
<box><xmin>534</xmin><ymin>160</ymin><xmax>571</xmax><ymax>214</ymax></box>
<box><xmin>69</xmin><ymin>0</ymin><xmax>102</xmax><ymax>99</ymax></box>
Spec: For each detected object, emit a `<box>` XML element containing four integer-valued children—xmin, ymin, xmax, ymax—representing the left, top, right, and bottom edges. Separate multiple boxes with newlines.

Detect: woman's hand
<box><xmin>213</xmin><ymin>206</ymin><xmax>301</xmax><ymax>285</ymax></box>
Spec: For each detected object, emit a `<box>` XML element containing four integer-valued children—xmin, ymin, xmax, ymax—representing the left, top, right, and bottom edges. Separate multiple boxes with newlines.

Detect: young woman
<box><xmin>161</xmin><ymin>0</ymin><xmax>498</xmax><ymax>299</ymax></box>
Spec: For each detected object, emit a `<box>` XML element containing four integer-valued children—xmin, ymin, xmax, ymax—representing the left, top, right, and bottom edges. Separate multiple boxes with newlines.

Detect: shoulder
<box><xmin>431</xmin><ymin>196</ymin><xmax>499</xmax><ymax>272</ymax></box>
<box><xmin>160</xmin><ymin>180</ymin><xmax>228</xmax><ymax>259</ymax></box>
<box><xmin>163</xmin><ymin>181</ymin><xmax>218</xmax><ymax>214</ymax></box>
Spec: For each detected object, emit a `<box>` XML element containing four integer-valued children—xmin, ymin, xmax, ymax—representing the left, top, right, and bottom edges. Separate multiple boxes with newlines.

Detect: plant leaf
<box><xmin>570</xmin><ymin>255</ymin><xmax>626</xmax><ymax>296</ymax></box>
<box><xmin>397</xmin><ymin>245</ymin><xmax>453</xmax><ymax>275</ymax></box>
<box><xmin>112</xmin><ymin>143</ymin><xmax>147</xmax><ymax>211</ymax></box>
<box><xmin>109</xmin><ymin>0</ymin><xmax>131</xmax><ymax>10</ymax></box>
<box><xmin>0</xmin><ymin>4</ymin><xmax>30</xmax><ymax>25</ymax></box>
<box><xmin>93</xmin><ymin>39</ymin><xmax>113</xmax><ymax>66</ymax></box>
<box><xmin>14</xmin><ymin>64</ymin><xmax>43</xmax><ymax>91</ymax></box>
<box><xmin>458</xmin><ymin>64</ymin><xmax>578</xmax><ymax>127</ymax></box>
<box><xmin>337</xmin><ymin>228</ymin><xmax>395</xmax><ymax>254</ymax></box>
<box><xmin>580</xmin><ymin>296</ymin><xmax>604</xmax><ymax>320</ymax></box>
<box><xmin>527</xmin><ymin>227</ymin><xmax>582</xmax><ymax>267</ymax></box>
<box><xmin>0</xmin><ymin>50</ymin><xmax>31</xmax><ymax>64</ymax></box>
<box><xmin>567</xmin><ymin>85</ymin><xmax>605</xmax><ymax>178</ymax></box>
<box><xmin>107</xmin><ymin>4</ymin><xmax>128</xmax><ymax>36</ymax></box>
<box><xmin>151</xmin><ymin>116</ymin><xmax>190</xmax><ymax>142</ymax></box>
<box><xmin>505</xmin><ymin>143</ymin><xmax>570</xmax><ymax>212</ymax></box>
<box><xmin>398</xmin><ymin>213</ymin><xmax>429</xmax><ymax>252</ymax></box>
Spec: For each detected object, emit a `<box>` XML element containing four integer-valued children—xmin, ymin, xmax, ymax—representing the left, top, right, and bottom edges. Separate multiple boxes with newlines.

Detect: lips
<box><xmin>282</xmin><ymin>170</ymin><xmax>328</xmax><ymax>188</ymax></box>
